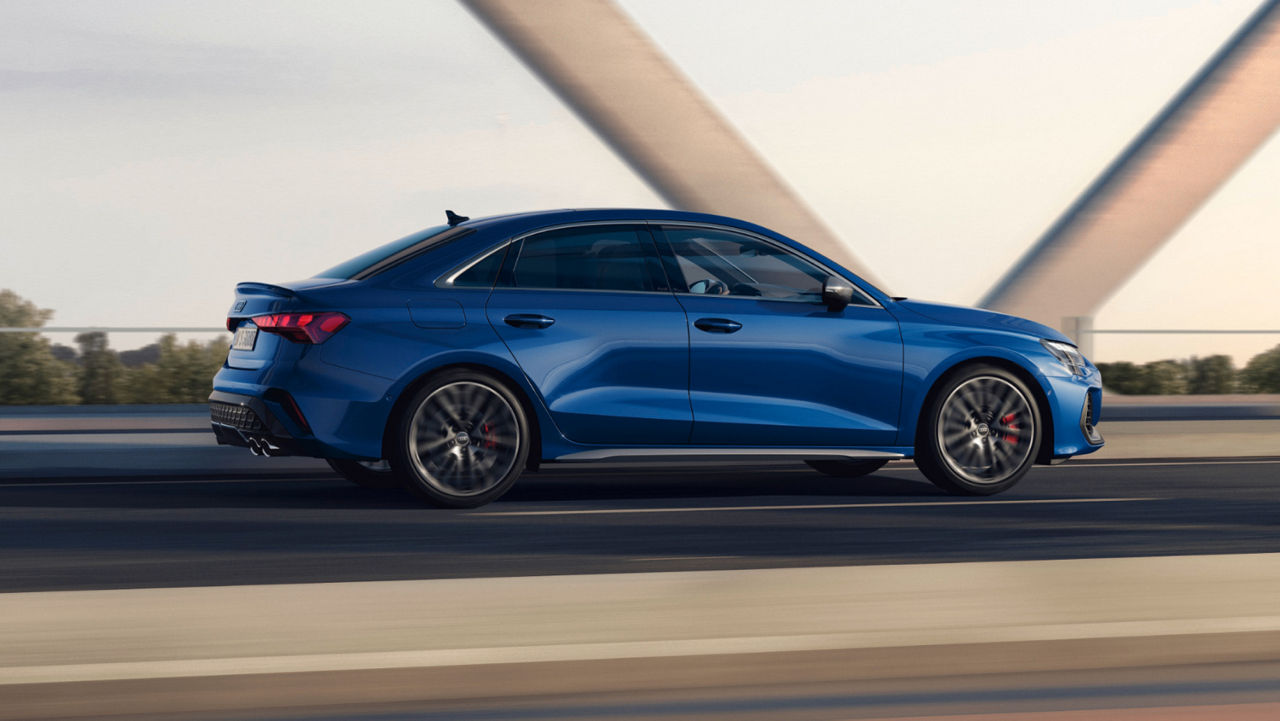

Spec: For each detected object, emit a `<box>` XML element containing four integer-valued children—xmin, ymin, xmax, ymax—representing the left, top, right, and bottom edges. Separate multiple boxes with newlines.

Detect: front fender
<box><xmin>897</xmin><ymin>329</ymin><xmax>1062</xmax><ymax>447</ymax></box>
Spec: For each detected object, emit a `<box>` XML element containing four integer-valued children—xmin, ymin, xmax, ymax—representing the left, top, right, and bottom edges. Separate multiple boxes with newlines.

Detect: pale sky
<box><xmin>1</xmin><ymin>0</ymin><xmax>1276</xmax><ymax>364</ymax></box>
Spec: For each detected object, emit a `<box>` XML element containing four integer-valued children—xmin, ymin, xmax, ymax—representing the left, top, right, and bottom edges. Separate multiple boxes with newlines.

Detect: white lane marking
<box><xmin>475</xmin><ymin>497</ymin><xmax>1154</xmax><ymax>517</ymax></box>
<box><xmin>628</xmin><ymin>556</ymin><xmax>740</xmax><ymax>562</ymax></box>
<box><xmin>873</xmin><ymin>459</ymin><xmax>1280</xmax><ymax>470</ymax></box>
<box><xmin>0</xmin><ymin>478</ymin><xmax>318</xmax><ymax>488</ymax></box>
<box><xmin>6</xmin><ymin>614</ymin><xmax>1280</xmax><ymax>686</ymax></box>
<box><xmin>5</xmin><ymin>552</ymin><xmax>1280</xmax><ymax>685</ymax></box>
<box><xmin>1044</xmin><ymin>459</ymin><xmax>1280</xmax><ymax>469</ymax></box>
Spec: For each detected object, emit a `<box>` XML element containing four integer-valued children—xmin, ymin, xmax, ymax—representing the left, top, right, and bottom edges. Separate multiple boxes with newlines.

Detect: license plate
<box><xmin>231</xmin><ymin>325</ymin><xmax>258</xmax><ymax>351</ymax></box>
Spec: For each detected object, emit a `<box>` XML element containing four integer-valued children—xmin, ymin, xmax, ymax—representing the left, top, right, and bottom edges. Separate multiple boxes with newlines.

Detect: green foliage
<box><xmin>1186</xmin><ymin>355</ymin><xmax>1236</xmax><ymax>395</ymax></box>
<box><xmin>1240</xmin><ymin>345</ymin><xmax>1280</xmax><ymax>393</ymax></box>
<box><xmin>0</xmin><ymin>290</ymin><xmax>79</xmax><ymax>404</ymax></box>
<box><xmin>120</xmin><ymin>334</ymin><xmax>228</xmax><ymax>403</ymax></box>
<box><xmin>1</xmin><ymin>289</ymin><xmax>228</xmax><ymax>405</ymax></box>
<box><xmin>1096</xmin><ymin>359</ymin><xmax>1187</xmax><ymax>395</ymax></box>
<box><xmin>1099</xmin><ymin>355</ymin><xmax>1243</xmax><ymax>395</ymax></box>
<box><xmin>75</xmin><ymin>332</ymin><xmax>125</xmax><ymax>404</ymax></box>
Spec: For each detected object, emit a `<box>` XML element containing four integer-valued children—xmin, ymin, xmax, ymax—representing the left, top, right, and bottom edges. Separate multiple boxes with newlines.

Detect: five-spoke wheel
<box><xmin>392</xmin><ymin>371</ymin><xmax>530</xmax><ymax>508</ymax></box>
<box><xmin>916</xmin><ymin>365</ymin><xmax>1040</xmax><ymax>495</ymax></box>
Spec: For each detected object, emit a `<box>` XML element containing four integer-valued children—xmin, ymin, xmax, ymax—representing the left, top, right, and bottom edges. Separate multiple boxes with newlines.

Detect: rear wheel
<box><xmin>805</xmin><ymin>459</ymin><xmax>888</xmax><ymax>478</ymax></box>
<box><xmin>915</xmin><ymin>365</ymin><xmax>1041</xmax><ymax>495</ymax></box>
<box><xmin>326</xmin><ymin>458</ymin><xmax>402</xmax><ymax>490</ymax></box>
<box><xmin>392</xmin><ymin>370</ymin><xmax>530</xmax><ymax>508</ymax></box>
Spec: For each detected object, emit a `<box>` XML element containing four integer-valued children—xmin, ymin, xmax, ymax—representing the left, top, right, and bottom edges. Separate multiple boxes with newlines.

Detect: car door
<box><xmin>656</xmin><ymin>224</ymin><xmax>903</xmax><ymax>447</ymax></box>
<box><xmin>485</xmin><ymin>223</ymin><xmax>692</xmax><ymax>445</ymax></box>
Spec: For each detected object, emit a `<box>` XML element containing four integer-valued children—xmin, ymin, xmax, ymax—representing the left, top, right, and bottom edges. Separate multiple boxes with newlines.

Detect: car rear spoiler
<box><xmin>235</xmin><ymin>282</ymin><xmax>298</xmax><ymax>298</ymax></box>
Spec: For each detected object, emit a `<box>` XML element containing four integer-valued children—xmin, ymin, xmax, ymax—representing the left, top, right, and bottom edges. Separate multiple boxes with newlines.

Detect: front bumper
<box><xmin>1042</xmin><ymin>372</ymin><xmax>1105</xmax><ymax>459</ymax></box>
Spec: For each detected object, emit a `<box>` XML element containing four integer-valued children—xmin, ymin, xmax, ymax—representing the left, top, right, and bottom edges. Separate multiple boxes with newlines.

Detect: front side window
<box><xmin>511</xmin><ymin>225</ymin><xmax>664</xmax><ymax>292</ymax></box>
<box><xmin>661</xmin><ymin>227</ymin><xmax>835</xmax><ymax>302</ymax></box>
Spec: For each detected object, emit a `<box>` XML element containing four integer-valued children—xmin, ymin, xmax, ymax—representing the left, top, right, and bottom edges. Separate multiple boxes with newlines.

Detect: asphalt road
<box><xmin>1</xmin><ymin>457</ymin><xmax>1278</xmax><ymax>593</ymax></box>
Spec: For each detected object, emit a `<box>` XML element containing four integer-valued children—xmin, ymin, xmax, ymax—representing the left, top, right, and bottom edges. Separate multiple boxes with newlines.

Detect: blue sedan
<box><xmin>211</xmin><ymin>208</ymin><xmax>1103</xmax><ymax>507</ymax></box>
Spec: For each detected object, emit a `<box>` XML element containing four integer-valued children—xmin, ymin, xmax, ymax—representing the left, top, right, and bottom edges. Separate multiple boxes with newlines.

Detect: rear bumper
<box><xmin>209</xmin><ymin>390</ymin><xmax>343</xmax><ymax>458</ymax></box>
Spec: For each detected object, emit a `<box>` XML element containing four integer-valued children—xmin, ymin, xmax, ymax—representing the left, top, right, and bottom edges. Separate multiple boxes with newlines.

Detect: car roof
<box><xmin>462</xmin><ymin>208</ymin><xmax>775</xmax><ymax>236</ymax></box>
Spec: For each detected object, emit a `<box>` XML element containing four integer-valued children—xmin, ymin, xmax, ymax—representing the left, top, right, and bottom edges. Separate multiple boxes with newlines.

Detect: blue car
<box><xmin>211</xmin><ymin>208</ymin><xmax>1103</xmax><ymax>507</ymax></box>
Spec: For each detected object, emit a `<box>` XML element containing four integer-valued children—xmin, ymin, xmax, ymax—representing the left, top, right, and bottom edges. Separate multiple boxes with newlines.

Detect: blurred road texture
<box><xmin>2</xmin><ymin>454</ymin><xmax>1280</xmax><ymax>718</ymax></box>
<box><xmin>3</xmin><ymin>402</ymin><xmax>1280</xmax><ymax>718</ymax></box>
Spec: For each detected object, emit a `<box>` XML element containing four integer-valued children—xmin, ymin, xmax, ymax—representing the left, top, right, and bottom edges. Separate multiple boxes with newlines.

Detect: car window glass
<box><xmin>513</xmin><ymin>226</ymin><xmax>663</xmax><ymax>292</ymax></box>
<box><xmin>316</xmin><ymin>224</ymin><xmax>455</xmax><ymax>279</ymax></box>
<box><xmin>449</xmin><ymin>245</ymin><xmax>507</xmax><ymax>288</ymax></box>
<box><xmin>663</xmin><ymin>228</ymin><xmax>827</xmax><ymax>301</ymax></box>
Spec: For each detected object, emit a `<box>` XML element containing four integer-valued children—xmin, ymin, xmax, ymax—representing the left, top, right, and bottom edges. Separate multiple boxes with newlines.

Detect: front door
<box><xmin>656</xmin><ymin>225</ymin><xmax>903</xmax><ymax>447</ymax></box>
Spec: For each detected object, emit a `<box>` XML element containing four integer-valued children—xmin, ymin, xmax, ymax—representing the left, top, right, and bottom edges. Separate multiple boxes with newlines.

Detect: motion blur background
<box><xmin>2</xmin><ymin>0</ymin><xmax>1278</xmax><ymax>366</ymax></box>
<box><xmin>4</xmin><ymin>2</ymin><xmax>1280</xmax><ymax>720</ymax></box>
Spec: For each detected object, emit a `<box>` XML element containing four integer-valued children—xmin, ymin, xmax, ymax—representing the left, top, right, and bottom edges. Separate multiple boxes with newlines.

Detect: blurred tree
<box><xmin>0</xmin><ymin>290</ymin><xmax>78</xmax><ymax>404</ymax></box>
<box><xmin>50</xmin><ymin>344</ymin><xmax>78</xmax><ymax>363</ymax></box>
<box><xmin>75</xmin><ymin>331</ymin><xmax>125</xmax><ymax>404</ymax></box>
<box><xmin>1240</xmin><ymin>344</ymin><xmax>1280</xmax><ymax>393</ymax></box>
<box><xmin>1097</xmin><ymin>359</ymin><xmax>1189</xmax><ymax>395</ymax></box>
<box><xmin>119</xmin><ymin>343</ymin><xmax>161</xmax><ymax>368</ymax></box>
<box><xmin>1186</xmin><ymin>355</ymin><xmax>1236</xmax><ymax>394</ymax></box>
<box><xmin>121</xmin><ymin>334</ymin><xmax>227</xmax><ymax>403</ymax></box>
<box><xmin>1096</xmin><ymin>361</ymin><xmax>1144</xmax><ymax>394</ymax></box>
<box><xmin>1139</xmin><ymin>360</ymin><xmax>1188</xmax><ymax>395</ymax></box>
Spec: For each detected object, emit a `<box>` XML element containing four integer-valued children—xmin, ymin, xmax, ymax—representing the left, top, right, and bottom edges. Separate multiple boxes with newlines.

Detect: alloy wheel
<box><xmin>406</xmin><ymin>381</ymin><xmax>522</xmax><ymax>498</ymax></box>
<box><xmin>935</xmin><ymin>375</ymin><xmax>1035</xmax><ymax>484</ymax></box>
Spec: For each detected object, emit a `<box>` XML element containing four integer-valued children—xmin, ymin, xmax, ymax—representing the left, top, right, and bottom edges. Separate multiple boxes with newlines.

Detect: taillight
<box><xmin>226</xmin><ymin>317</ymin><xmax>241</xmax><ymax>331</ymax></box>
<box><xmin>252</xmin><ymin>312</ymin><xmax>349</xmax><ymax>344</ymax></box>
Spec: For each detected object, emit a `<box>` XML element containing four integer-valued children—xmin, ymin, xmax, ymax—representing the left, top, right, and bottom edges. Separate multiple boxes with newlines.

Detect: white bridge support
<box><xmin>980</xmin><ymin>0</ymin><xmax>1280</xmax><ymax>341</ymax></box>
<box><xmin>460</xmin><ymin>0</ymin><xmax>884</xmax><ymax>288</ymax></box>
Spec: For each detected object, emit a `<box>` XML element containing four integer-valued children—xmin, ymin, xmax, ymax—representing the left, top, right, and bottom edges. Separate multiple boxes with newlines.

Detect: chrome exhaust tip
<box><xmin>248</xmin><ymin>438</ymin><xmax>263</xmax><ymax>456</ymax></box>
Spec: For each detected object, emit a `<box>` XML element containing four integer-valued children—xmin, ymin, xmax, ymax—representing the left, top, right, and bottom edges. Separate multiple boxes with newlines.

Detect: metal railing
<box><xmin>0</xmin><ymin>327</ymin><xmax>225</xmax><ymax>333</ymax></box>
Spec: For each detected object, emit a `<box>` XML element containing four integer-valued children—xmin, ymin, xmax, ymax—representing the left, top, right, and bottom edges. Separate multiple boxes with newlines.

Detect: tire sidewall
<box><xmin>392</xmin><ymin>369</ymin><xmax>531</xmax><ymax>508</ymax></box>
<box><xmin>918</xmin><ymin>364</ymin><xmax>1041</xmax><ymax>495</ymax></box>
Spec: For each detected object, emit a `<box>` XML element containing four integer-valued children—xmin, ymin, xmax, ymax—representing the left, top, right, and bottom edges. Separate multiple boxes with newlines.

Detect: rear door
<box><xmin>485</xmin><ymin>223</ymin><xmax>692</xmax><ymax>445</ymax></box>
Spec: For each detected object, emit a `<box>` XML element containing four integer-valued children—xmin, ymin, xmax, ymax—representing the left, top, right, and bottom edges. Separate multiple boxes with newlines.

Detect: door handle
<box><xmin>694</xmin><ymin>317</ymin><xmax>742</xmax><ymax>334</ymax></box>
<box><xmin>504</xmin><ymin>313</ymin><xmax>556</xmax><ymax>329</ymax></box>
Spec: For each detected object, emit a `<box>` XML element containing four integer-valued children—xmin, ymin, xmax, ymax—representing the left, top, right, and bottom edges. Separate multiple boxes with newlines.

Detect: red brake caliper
<box><xmin>1001</xmin><ymin>413</ymin><xmax>1019</xmax><ymax>444</ymax></box>
<box><xmin>482</xmin><ymin>423</ymin><xmax>497</xmax><ymax>449</ymax></box>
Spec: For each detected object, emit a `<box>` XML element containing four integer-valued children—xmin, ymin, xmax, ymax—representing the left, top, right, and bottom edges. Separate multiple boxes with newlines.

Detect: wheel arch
<box><xmin>381</xmin><ymin>361</ymin><xmax>544</xmax><ymax>471</ymax></box>
<box><xmin>914</xmin><ymin>356</ymin><xmax>1056</xmax><ymax>465</ymax></box>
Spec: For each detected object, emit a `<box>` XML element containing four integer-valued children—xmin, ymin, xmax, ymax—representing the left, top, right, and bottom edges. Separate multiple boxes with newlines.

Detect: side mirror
<box><xmin>822</xmin><ymin>277</ymin><xmax>854</xmax><ymax>312</ymax></box>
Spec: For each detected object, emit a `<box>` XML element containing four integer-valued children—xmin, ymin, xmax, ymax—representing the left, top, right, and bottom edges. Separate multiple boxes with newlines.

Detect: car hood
<box><xmin>893</xmin><ymin>299</ymin><xmax>1071</xmax><ymax>344</ymax></box>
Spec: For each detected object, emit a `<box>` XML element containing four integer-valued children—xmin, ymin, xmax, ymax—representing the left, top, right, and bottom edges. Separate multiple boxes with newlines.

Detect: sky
<box><xmin>1</xmin><ymin>0</ymin><xmax>1276</xmax><ymax>364</ymax></box>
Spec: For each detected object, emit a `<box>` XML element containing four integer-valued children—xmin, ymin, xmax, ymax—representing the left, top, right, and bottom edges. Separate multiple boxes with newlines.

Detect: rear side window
<box><xmin>448</xmin><ymin>245</ymin><xmax>508</xmax><ymax>288</ymax></box>
<box><xmin>511</xmin><ymin>225</ymin><xmax>664</xmax><ymax>292</ymax></box>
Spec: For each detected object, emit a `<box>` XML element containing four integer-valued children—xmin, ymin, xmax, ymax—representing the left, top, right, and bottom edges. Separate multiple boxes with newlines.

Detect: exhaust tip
<box><xmin>248</xmin><ymin>438</ymin><xmax>263</xmax><ymax>456</ymax></box>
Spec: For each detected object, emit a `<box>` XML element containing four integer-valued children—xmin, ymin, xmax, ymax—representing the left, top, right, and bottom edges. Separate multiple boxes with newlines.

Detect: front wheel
<box><xmin>391</xmin><ymin>370</ymin><xmax>530</xmax><ymax>508</ymax></box>
<box><xmin>915</xmin><ymin>365</ymin><xmax>1041</xmax><ymax>495</ymax></box>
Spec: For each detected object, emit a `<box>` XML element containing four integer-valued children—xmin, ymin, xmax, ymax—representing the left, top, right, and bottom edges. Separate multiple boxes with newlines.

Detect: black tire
<box><xmin>915</xmin><ymin>364</ymin><xmax>1041</xmax><ymax>496</ymax></box>
<box><xmin>326</xmin><ymin>458</ymin><xmax>403</xmax><ymax>490</ymax></box>
<box><xmin>391</xmin><ymin>369</ymin><xmax>530</xmax><ymax>508</ymax></box>
<box><xmin>805</xmin><ymin>459</ymin><xmax>889</xmax><ymax>478</ymax></box>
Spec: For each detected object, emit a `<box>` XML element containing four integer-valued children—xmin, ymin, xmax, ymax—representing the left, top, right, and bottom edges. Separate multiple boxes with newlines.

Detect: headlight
<box><xmin>1041</xmin><ymin>339</ymin><xmax>1086</xmax><ymax>376</ymax></box>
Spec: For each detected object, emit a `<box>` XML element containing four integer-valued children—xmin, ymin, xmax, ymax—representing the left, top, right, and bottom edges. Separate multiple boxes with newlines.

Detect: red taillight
<box><xmin>226</xmin><ymin>317</ymin><xmax>242</xmax><ymax>331</ymax></box>
<box><xmin>252</xmin><ymin>312</ymin><xmax>349</xmax><ymax>344</ymax></box>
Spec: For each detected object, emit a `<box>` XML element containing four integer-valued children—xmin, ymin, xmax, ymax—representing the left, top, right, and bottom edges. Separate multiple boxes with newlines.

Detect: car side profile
<box><xmin>211</xmin><ymin>208</ymin><xmax>1103</xmax><ymax>507</ymax></box>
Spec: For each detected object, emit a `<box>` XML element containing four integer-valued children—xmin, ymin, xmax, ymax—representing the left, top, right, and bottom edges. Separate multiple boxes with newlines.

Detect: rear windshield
<box><xmin>314</xmin><ymin>224</ymin><xmax>456</xmax><ymax>280</ymax></box>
